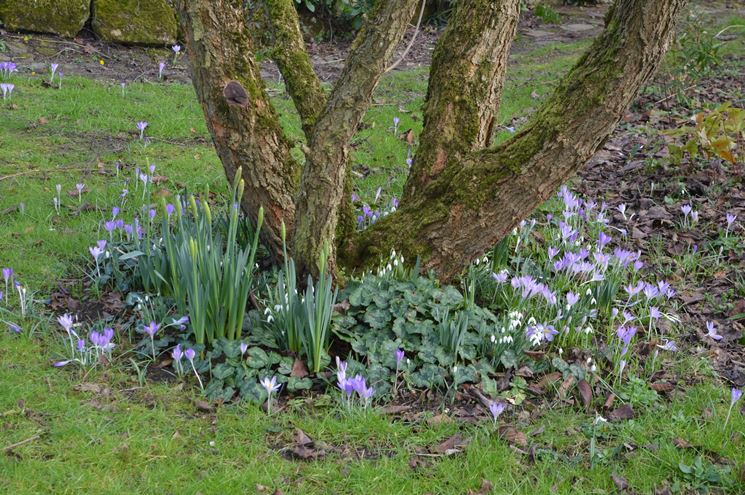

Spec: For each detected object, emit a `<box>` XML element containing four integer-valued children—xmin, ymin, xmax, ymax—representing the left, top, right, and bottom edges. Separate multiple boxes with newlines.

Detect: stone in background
<box><xmin>92</xmin><ymin>0</ymin><xmax>177</xmax><ymax>45</ymax></box>
<box><xmin>0</xmin><ymin>0</ymin><xmax>90</xmax><ymax>38</ymax></box>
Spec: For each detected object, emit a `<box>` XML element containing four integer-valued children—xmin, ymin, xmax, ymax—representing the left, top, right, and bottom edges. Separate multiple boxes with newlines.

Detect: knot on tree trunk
<box><xmin>223</xmin><ymin>80</ymin><xmax>249</xmax><ymax>107</ymax></box>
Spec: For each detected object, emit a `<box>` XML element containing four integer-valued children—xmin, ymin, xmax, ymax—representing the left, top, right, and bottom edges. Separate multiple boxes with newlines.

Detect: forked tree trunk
<box><xmin>177</xmin><ymin>0</ymin><xmax>686</xmax><ymax>281</ymax></box>
<box><xmin>343</xmin><ymin>0</ymin><xmax>687</xmax><ymax>280</ymax></box>
<box><xmin>291</xmin><ymin>0</ymin><xmax>420</xmax><ymax>276</ymax></box>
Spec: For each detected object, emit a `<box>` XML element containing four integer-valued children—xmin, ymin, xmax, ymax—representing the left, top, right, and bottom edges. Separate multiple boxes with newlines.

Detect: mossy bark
<box><xmin>343</xmin><ymin>0</ymin><xmax>687</xmax><ymax>281</ymax></box>
<box><xmin>291</xmin><ymin>0</ymin><xmax>420</xmax><ymax>276</ymax></box>
<box><xmin>174</xmin><ymin>0</ymin><xmax>299</xmax><ymax>259</ymax></box>
<box><xmin>261</xmin><ymin>0</ymin><xmax>326</xmax><ymax>138</ymax></box>
<box><xmin>405</xmin><ymin>0</ymin><xmax>520</xmax><ymax>200</ymax></box>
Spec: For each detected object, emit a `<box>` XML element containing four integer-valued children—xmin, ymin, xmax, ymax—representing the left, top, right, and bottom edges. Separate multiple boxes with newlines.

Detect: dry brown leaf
<box><xmin>432</xmin><ymin>434</ymin><xmax>470</xmax><ymax>455</ymax></box>
<box><xmin>290</xmin><ymin>358</ymin><xmax>309</xmax><ymax>378</ymax></box>
<box><xmin>498</xmin><ymin>426</ymin><xmax>528</xmax><ymax>447</ymax></box>
<box><xmin>608</xmin><ymin>403</ymin><xmax>634</xmax><ymax>421</ymax></box>
<box><xmin>577</xmin><ymin>379</ymin><xmax>592</xmax><ymax>408</ymax></box>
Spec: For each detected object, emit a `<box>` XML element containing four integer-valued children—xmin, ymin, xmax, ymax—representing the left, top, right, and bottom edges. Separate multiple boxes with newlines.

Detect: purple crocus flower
<box><xmin>681</xmin><ymin>204</ymin><xmax>692</xmax><ymax>217</ymax></box>
<box><xmin>53</xmin><ymin>360</ymin><xmax>71</xmax><ymax>367</ymax></box>
<box><xmin>149</xmin><ymin>209</ymin><xmax>156</xmax><ymax>220</ymax></box>
<box><xmin>57</xmin><ymin>314</ymin><xmax>75</xmax><ymax>334</ymax></box>
<box><xmin>137</xmin><ymin>121</ymin><xmax>148</xmax><ymax>140</ymax></box>
<box><xmin>165</xmin><ymin>203</ymin><xmax>175</xmax><ymax>217</ymax></box>
<box><xmin>240</xmin><ymin>342</ymin><xmax>248</xmax><ymax>355</ymax></box>
<box><xmin>616</xmin><ymin>325</ymin><xmax>637</xmax><ymax>347</ymax></box>
<box><xmin>733</xmin><ymin>388</ymin><xmax>743</xmax><ymax>405</ymax></box>
<box><xmin>89</xmin><ymin>245</ymin><xmax>104</xmax><ymax>260</ymax></box>
<box><xmin>112</xmin><ymin>206</ymin><xmax>120</xmax><ymax>218</ymax></box>
<box><xmin>657</xmin><ymin>340</ymin><xmax>678</xmax><ymax>352</ymax></box>
<box><xmin>144</xmin><ymin>321</ymin><xmax>160</xmax><ymax>337</ymax></box>
<box><xmin>104</xmin><ymin>220</ymin><xmax>117</xmax><ymax>233</ymax></box>
<box><xmin>8</xmin><ymin>322</ymin><xmax>21</xmax><ymax>334</ymax></box>
<box><xmin>488</xmin><ymin>400</ymin><xmax>506</xmax><ymax>424</ymax></box>
<box><xmin>395</xmin><ymin>348</ymin><xmax>405</xmax><ymax>367</ymax></box>
<box><xmin>2</xmin><ymin>267</ymin><xmax>13</xmax><ymax>283</ymax></box>
<box><xmin>566</xmin><ymin>292</ymin><xmax>579</xmax><ymax>308</ymax></box>
<box><xmin>172</xmin><ymin>44</ymin><xmax>181</xmax><ymax>54</ymax></box>
<box><xmin>705</xmin><ymin>321</ymin><xmax>722</xmax><ymax>341</ymax></box>
<box><xmin>359</xmin><ymin>384</ymin><xmax>375</xmax><ymax>401</ymax></box>
<box><xmin>624</xmin><ymin>281</ymin><xmax>645</xmax><ymax>298</ymax></box>
<box><xmin>172</xmin><ymin>344</ymin><xmax>183</xmax><ymax>362</ymax></box>
<box><xmin>547</xmin><ymin>246</ymin><xmax>560</xmax><ymax>260</ymax></box>
<box><xmin>260</xmin><ymin>376</ymin><xmax>281</xmax><ymax>394</ymax></box>
<box><xmin>97</xmin><ymin>240</ymin><xmax>107</xmax><ymax>251</ymax></box>
<box><xmin>158</xmin><ymin>61</ymin><xmax>166</xmax><ymax>79</ymax></box>
<box><xmin>649</xmin><ymin>307</ymin><xmax>661</xmax><ymax>320</ymax></box>
<box><xmin>76</xmin><ymin>183</ymin><xmax>85</xmax><ymax>194</ymax></box>
<box><xmin>184</xmin><ymin>348</ymin><xmax>196</xmax><ymax>361</ymax></box>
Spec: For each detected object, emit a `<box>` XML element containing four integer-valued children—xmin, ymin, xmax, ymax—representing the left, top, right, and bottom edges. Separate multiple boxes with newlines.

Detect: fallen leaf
<box><xmin>194</xmin><ymin>400</ymin><xmax>214</xmax><ymax>412</ymax></box>
<box><xmin>612</xmin><ymin>473</ymin><xmax>629</xmax><ymax>491</ymax></box>
<box><xmin>650</xmin><ymin>382</ymin><xmax>674</xmax><ymax>393</ymax></box>
<box><xmin>558</xmin><ymin>374</ymin><xmax>576</xmax><ymax>400</ymax></box>
<box><xmin>290</xmin><ymin>358</ymin><xmax>309</xmax><ymax>378</ymax></box>
<box><xmin>498</xmin><ymin>426</ymin><xmax>528</xmax><ymax>447</ymax></box>
<box><xmin>426</xmin><ymin>413</ymin><xmax>454</xmax><ymax>426</ymax></box>
<box><xmin>608</xmin><ymin>403</ymin><xmax>634</xmax><ymax>421</ymax></box>
<box><xmin>604</xmin><ymin>393</ymin><xmax>616</xmax><ymax>410</ymax></box>
<box><xmin>535</xmin><ymin>372</ymin><xmax>562</xmax><ymax>390</ymax></box>
<box><xmin>673</xmin><ymin>438</ymin><xmax>692</xmax><ymax>449</ymax></box>
<box><xmin>289</xmin><ymin>428</ymin><xmax>326</xmax><ymax>460</ymax></box>
<box><xmin>432</xmin><ymin>434</ymin><xmax>470</xmax><ymax>455</ymax></box>
<box><xmin>577</xmin><ymin>379</ymin><xmax>592</xmax><ymax>408</ymax></box>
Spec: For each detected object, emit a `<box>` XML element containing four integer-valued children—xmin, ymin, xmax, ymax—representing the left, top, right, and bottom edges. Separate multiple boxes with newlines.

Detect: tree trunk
<box><xmin>405</xmin><ymin>0</ymin><xmax>520</xmax><ymax>200</ymax></box>
<box><xmin>343</xmin><ymin>0</ymin><xmax>687</xmax><ymax>281</ymax></box>
<box><xmin>260</xmin><ymin>0</ymin><xmax>327</xmax><ymax>137</ymax></box>
<box><xmin>291</xmin><ymin>0</ymin><xmax>420</xmax><ymax>276</ymax></box>
<box><xmin>175</xmin><ymin>0</ymin><xmax>299</xmax><ymax>259</ymax></box>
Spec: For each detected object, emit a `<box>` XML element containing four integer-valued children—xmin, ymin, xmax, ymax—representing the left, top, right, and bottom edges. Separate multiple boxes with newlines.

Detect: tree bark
<box><xmin>343</xmin><ymin>0</ymin><xmax>687</xmax><ymax>281</ymax></box>
<box><xmin>260</xmin><ymin>0</ymin><xmax>327</xmax><ymax>137</ymax></box>
<box><xmin>175</xmin><ymin>0</ymin><xmax>299</xmax><ymax>259</ymax></box>
<box><xmin>292</xmin><ymin>0</ymin><xmax>421</xmax><ymax>276</ymax></box>
<box><xmin>405</xmin><ymin>0</ymin><xmax>520</xmax><ymax>200</ymax></box>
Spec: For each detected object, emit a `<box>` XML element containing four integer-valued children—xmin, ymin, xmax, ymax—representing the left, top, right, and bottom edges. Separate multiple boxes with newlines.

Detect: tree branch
<box><xmin>175</xmin><ymin>0</ymin><xmax>299</xmax><ymax>258</ymax></box>
<box><xmin>261</xmin><ymin>0</ymin><xmax>327</xmax><ymax>138</ymax></box>
<box><xmin>292</xmin><ymin>0</ymin><xmax>421</xmax><ymax>275</ymax></box>
<box><xmin>404</xmin><ymin>0</ymin><xmax>520</xmax><ymax>200</ymax></box>
<box><xmin>344</xmin><ymin>0</ymin><xmax>687</xmax><ymax>281</ymax></box>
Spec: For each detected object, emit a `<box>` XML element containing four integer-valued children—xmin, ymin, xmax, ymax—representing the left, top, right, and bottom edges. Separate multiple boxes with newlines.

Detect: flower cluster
<box><xmin>0</xmin><ymin>61</ymin><xmax>18</xmax><ymax>79</ymax></box>
<box><xmin>353</xmin><ymin>190</ymin><xmax>399</xmax><ymax>230</ymax></box>
<box><xmin>336</xmin><ymin>358</ymin><xmax>375</xmax><ymax>409</ymax></box>
<box><xmin>54</xmin><ymin>314</ymin><xmax>116</xmax><ymax>368</ymax></box>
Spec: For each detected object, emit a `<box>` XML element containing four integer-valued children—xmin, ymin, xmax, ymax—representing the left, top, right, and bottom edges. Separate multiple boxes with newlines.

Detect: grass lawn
<box><xmin>1</xmin><ymin>12</ymin><xmax>745</xmax><ymax>494</ymax></box>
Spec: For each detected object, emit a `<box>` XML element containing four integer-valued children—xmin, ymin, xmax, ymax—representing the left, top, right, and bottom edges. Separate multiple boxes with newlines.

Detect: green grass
<box><xmin>2</xmin><ymin>333</ymin><xmax>742</xmax><ymax>494</ymax></box>
<box><xmin>1</xmin><ymin>27</ymin><xmax>744</xmax><ymax>495</ymax></box>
